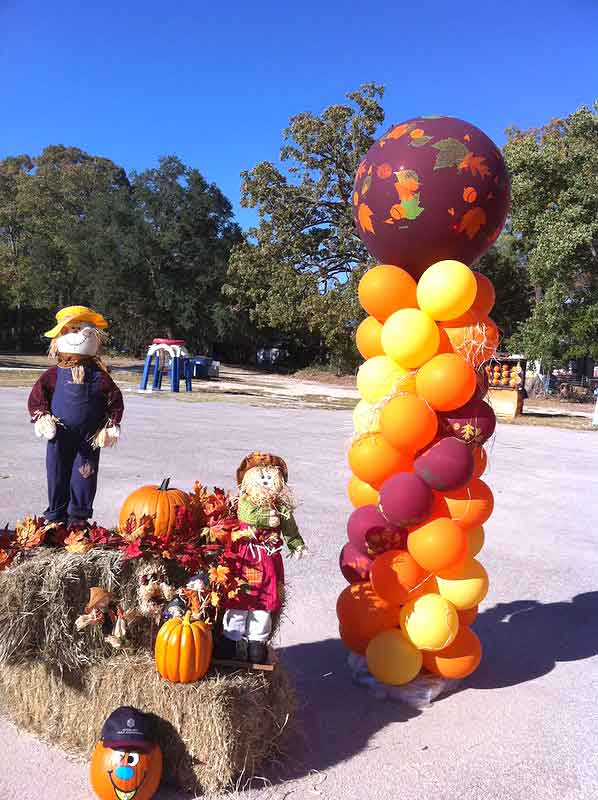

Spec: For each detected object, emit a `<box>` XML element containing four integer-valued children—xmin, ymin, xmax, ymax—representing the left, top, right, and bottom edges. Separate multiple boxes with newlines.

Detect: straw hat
<box><xmin>236</xmin><ymin>452</ymin><xmax>288</xmax><ymax>485</ymax></box>
<box><xmin>44</xmin><ymin>305</ymin><xmax>108</xmax><ymax>338</ymax></box>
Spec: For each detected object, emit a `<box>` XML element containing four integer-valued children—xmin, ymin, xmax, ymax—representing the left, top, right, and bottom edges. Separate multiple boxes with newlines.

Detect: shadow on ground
<box><xmin>154</xmin><ymin>591</ymin><xmax>598</xmax><ymax>798</ymax></box>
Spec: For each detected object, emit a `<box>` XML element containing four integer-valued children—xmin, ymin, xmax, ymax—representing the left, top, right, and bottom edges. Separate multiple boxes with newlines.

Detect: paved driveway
<box><xmin>1</xmin><ymin>388</ymin><xmax>597</xmax><ymax>800</ymax></box>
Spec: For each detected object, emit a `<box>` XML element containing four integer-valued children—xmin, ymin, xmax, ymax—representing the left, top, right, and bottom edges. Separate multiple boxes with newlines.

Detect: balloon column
<box><xmin>339</xmin><ymin>115</ymin><xmax>510</xmax><ymax>689</ymax></box>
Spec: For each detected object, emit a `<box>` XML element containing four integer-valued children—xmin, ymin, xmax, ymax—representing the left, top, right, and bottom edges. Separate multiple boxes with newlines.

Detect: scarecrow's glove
<box><xmin>291</xmin><ymin>545</ymin><xmax>309</xmax><ymax>560</ymax></box>
<box><xmin>92</xmin><ymin>424</ymin><xmax>120</xmax><ymax>449</ymax></box>
<box><xmin>34</xmin><ymin>414</ymin><xmax>57</xmax><ymax>441</ymax></box>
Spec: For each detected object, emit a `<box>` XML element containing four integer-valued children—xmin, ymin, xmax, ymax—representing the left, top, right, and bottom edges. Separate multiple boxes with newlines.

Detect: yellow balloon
<box><xmin>353</xmin><ymin>399</ymin><xmax>381</xmax><ymax>435</ymax></box>
<box><xmin>366</xmin><ymin>628</ymin><xmax>423</xmax><ymax>685</ymax></box>
<box><xmin>416</xmin><ymin>260</ymin><xmax>477</xmax><ymax>321</ymax></box>
<box><xmin>356</xmin><ymin>355</ymin><xmax>415</xmax><ymax>403</ymax></box>
<box><xmin>436</xmin><ymin>558</ymin><xmax>489</xmax><ymax>610</ymax></box>
<box><xmin>467</xmin><ymin>526</ymin><xmax>485</xmax><ymax>557</ymax></box>
<box><xmin>400</xmin><ymin>594</ymin><xmax>459</xmax><ymax>651</ymax></box>
<box><xmin>381</xmin><ymin>308</ymin><xmax>440</xmax><ymax>369</ymax></box>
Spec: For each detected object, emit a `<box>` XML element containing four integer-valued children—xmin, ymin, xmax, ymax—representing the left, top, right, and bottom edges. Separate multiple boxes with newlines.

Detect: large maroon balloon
<box><xmin>352</xmin><ymin>116</ymin><xmax>510</xmax><ymax>278</ymax></box>
<box><xmin>379</xmin><ymin>473</ymin><xmax>433</xmax><ymax>528</ymax></box>
<box><xmin>414</xmin><ymin>437</ymin><xmax>474</xmax><ymax>491</ymax></box>
<box><xmin>346</xmin><ymin>504</ymin><xmax>405</xmax><ymax>556</ymax></box>
<box><xmin>439</xmin><ymin>392</ymin><xmax>497</xmax><ymax>446</ymax></box>
<box><xmin>339</xmin><ymin>543</ymin><xmax>373</xmax><ymax>584</ymax></box>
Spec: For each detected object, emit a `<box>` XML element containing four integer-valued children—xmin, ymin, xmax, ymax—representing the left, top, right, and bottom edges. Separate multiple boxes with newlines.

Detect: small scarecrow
<box><xmin>27</xmin><ymin>306</ymin><xmax>124</xmax><ymax>524</ymax></box>
<box><xmin>75</xmin><ymin>587</ymin><xmax>137</xmax><ymax>649</ymax></box>
<box><xmin>217</xmin><ymin>452</ymin><xmax>306</xmax><ymax>664</ymax></box>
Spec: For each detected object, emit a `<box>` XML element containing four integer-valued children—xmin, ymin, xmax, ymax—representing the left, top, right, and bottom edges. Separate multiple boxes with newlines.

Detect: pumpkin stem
<box><xmin>183</xmin><ymin>611</ymin><xmax>191</xmax><ymax>624</ymax></box>
<box><xmin>159</xmin><ymin>477</ymin><xmax>171</xmax><ymax>491</ymax></box>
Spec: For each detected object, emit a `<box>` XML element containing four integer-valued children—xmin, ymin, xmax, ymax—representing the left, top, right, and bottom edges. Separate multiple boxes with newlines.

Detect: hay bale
<box><xmin>0</xmin><ymin>549</ymin><xmax>183</xmax><ymax>671</ymax></box>
<box><xmin>0</xmin><ymin>653</ymin><xmax>295</xmax><ymax>794</ymax></box>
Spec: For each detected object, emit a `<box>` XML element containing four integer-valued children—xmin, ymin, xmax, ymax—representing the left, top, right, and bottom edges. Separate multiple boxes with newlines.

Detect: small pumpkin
<box><xmin>90</xmin><ymin>741</ymin><xmax>162</xmax><ymax>800</ymax></box>
<box><xmin>155</xmin><ymin>611</ymin><xmax>213</xmax><ymax>682</ymax></box>
<box><xmin>119</xmin><ymin>477</ymin><xmax>189</xmax><ymax>535</ymax></box>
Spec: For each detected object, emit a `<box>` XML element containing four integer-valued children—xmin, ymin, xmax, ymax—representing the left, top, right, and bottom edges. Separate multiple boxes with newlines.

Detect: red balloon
<box><xmin>352</xmin><ymin>116</ymin><xmax>510</xmax><ymax>279</ymax></box>
<box><xmin>346</xmin><ymin>504</ymin><xmax>405</xmax><ymax>556</ymax></box>
<box><xmin>439</xmin><ymin>392</ymin><xmax>497</xmax><ymax>446</ymax></box>
<box><xmin>414</xmin><ymin>437</ymin><xmax>474</xmax><ymax>491</ymax></box>
<box><xmin>339</xmin><ymin>543</ymin><xmax>373</xmax><ymax>584</ymax></box>
<box><xmin>379</xmin><ymin>473</ymin><xmax>433</xmax><ymax>527</ymax></box>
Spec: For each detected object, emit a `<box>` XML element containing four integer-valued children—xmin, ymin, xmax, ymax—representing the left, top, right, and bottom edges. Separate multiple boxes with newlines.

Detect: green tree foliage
<box><xmin>504</xmin><ymin>104</ymin><xmax>598</xmax><ymax>362</ymax></box>
<box><xmin>0</xmin><ymin>148</ymin><xmax>246</xmax><ymax>355</ymax></box>
<box><xmin>475</xmin><ymin>229</ymin><xmax>532</xmax><ymax>343</ymax></box>
<box><xmin>225</xmin><ymin>84</ymin><xmax>385</xmax><ymax>370</ymax></box>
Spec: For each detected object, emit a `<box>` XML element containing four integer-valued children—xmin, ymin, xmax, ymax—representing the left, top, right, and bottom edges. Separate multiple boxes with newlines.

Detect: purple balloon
<box><xmin>339</xmin><ymin>543</ymin><xmax>373</xmax><ymax>584</ymax></box>
<box><xmin>439</xmin><ymin>393</ymin><xmax>496</xmax><ymax>446</ymax></box>
<box><xmin>347</xmin><ymin>504</ymin><xmax>390</xmax><ymax>554</ymax></box>
<box><xmin>414</xmin><ymin>437</ymin><xmax>474</xmax><ymax>491</ymax></box>
<box><xmin>352</xmin><ymin>116</ymin><xmax>510</xmax><ymax>279</ymax></box>
<box><xmin>379</xmin><ymin>473</ymin><xmax>433</xmax><ymax>527</ymax></box>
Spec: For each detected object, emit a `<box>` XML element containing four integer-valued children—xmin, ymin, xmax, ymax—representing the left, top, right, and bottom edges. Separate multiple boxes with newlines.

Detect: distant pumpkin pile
<box><xmin>338</xmin><ymin>114</ymin><xmax>511</xmax><ymax>690</ymax></box>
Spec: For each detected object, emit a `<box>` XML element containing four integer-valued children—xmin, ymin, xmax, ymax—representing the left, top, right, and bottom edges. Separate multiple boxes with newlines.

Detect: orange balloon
<box><xmin>422</xmin><ymin>626</ymin><xmax>482</xmax><ymax>678</ymax></box>
<box><xmin>370</xmin><ymin>549</ymin><xmax>427</xmax><ymax>606</ymax></box>
<box><xmin>348</xmin><ymin>475</ymin><xmax>380</xmax><ymax>508</ymax></box>
<box><xmin>415</xmin><ymin>354</ymin><xmax>477</xmax><ymax>411</ymax></box>
<box><xmin>358</xmin><ymin>265</ymin><xmax>418</xmax><ymax>322</ymax></box>
<box><xmin>471</xmin><ymin>272</ymin><xmax>496</xmax><ymax>316</ymax></box>
<box><xmin>439</xmin><ymin>312</ymin><xmax>499</xmax><ymax>368</ymax></box>
<box><xmin>336</xmin><ymin>581</ymin><xmax>402</xmax><ymax>654</ymax></box>
<box><xmin>457</xmin><ymin>605</ymin><xmax>478</xmax><ymax>626</ymax></box>
<box><xmin>406</xmin><ymin>573</ymin><xmax>438</xmax><ymax>601</ymax></box>
<box><xmin>407</xmin><ymin>517</ymin><xmax>468</xmax><ymax>573</ymax></box>
<box><xmin>356</xmin><ymin>316</ymin><xmax>384</xmax><ymax>359</ymax></box>
<box><xmin>472</xmin><ymin>447</ymin><xmax>487</xmax><ymax>478</ymax></box>
<box><xmin>443</xmin><ymin>478</ymin><xmax>494</xmax><ymax>529</ymax></box>
<box><xmin>380</xmin><ymin>394</ymin><xmax>438</xmax><ymax>454</ymax></box>
<box><xmin>348</xmin><ymin>433</ymin><xmax>413</xmax><ymax>489</ymax></box>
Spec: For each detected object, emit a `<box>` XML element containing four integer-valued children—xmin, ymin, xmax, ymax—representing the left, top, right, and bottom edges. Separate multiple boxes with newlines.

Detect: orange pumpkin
<box><xmin>155</xmin><ymin>611</ymin><xmax>213</xmax><ymax>682</ymax></box>
<box><xmin>119</xmin><ymin>477</ymin><xmax>190</xmax><ymax>535</ymax></box>
<box><xmin>90</xmin><ymin>741</ymin><xmax>162</xmax><ymax>800</ymax></box>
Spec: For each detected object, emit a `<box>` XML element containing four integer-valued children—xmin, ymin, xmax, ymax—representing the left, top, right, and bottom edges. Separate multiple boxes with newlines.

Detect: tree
<box><xmin>475</xmin><ymin>229</ymin><xmax>532</xmax><ymax>343</ymax></box>
<box><xmin>0</xmin><ymin>155</ymin><xmax>35</xmax><ymax>348</ymax></box>
<box><xmin>503</xmin><ymin>104</ymin><xmax>598</xmax><ymax>362</ymax></box>
<box><xmin>130</xmin><ymin>156</ymin><xmax>243</xmax><ymax>353</ymax></box>
<box><xmin>225</xmin><ymin>84</ymin><xmax>385</xmax><ymax>370</ymax></box>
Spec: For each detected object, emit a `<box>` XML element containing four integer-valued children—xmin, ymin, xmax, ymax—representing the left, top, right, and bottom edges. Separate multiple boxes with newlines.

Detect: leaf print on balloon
<box><xmin>361</xmin><ymin>174</ymin><xmax>372</xmax><ymax>196</ymax></box>
<box><xmin>459</xmin><ymin>152</ymin><xmax>491</xmax><ymax>178</ymax></box>
<box><xmin>385</xmin><ymin>123</ymin><xmax>412</xmax><ymax>140</ymax></box>
<box><xmin>401</xmin><ymin>195</ymin><xmax>425</xmax><ymax>220</ymax></box>
<box><xmin>410</xmin><ymin>134</ymin><xmax>434</xmax><ymax>148</ymax></box>
<box><xmin>458</xmin><ymin>207</ymin><xmax>487</xmax><ymax>239</ymax></box>
<box><xmin>353</xmin><ymin>191</ymin><xmax>359</xmax><ymax>206</ymax></box>
<box><xmin>432</xmin><ymin>138</ymin><xmax>470</xmax><ymax>170</ymax></box>
<box><xmin>389</xmin><ymin>204</ymin><xmax>407</xmax><ymax>220</ymax></box>
<box><xmin>357</xmin><ymin>203</ymin><xmax>375</xmax><ymax>234</ymax></box>
<box><xmin>394</xmin><ymin>169</ymin><xmax>420</xmax><ymax>202</ymax></box>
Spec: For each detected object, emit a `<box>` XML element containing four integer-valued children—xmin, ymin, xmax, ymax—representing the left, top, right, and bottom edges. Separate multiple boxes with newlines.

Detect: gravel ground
<box><xmin>1</xmin><ymin>387</ymin><xmax>597</xmax><ymax>800</ymax></box>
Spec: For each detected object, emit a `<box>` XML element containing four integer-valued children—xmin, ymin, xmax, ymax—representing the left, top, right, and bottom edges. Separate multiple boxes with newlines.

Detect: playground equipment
<box><xmin>139</xmin><ymin>339</ymin><xmax>219</xmax><ymax>393</ymax></box>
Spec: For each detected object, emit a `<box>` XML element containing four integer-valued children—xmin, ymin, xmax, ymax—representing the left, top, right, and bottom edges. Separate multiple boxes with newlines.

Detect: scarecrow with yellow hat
<box><xmin>217</xmin><ymin>452</ymin><xmax>306</xmax><ymax>664</ymax></box>
<box><xmin>27</xmin><ymin>306</ymin><xmax>124</xmax><ymax>524</ymax></box>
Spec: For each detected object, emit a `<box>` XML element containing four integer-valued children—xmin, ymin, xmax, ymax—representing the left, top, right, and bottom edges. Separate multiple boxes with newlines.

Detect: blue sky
<box><xmin>1</xmin><ymin>0</ymin><xmax>596</xmax><ymax>230</ymax></box>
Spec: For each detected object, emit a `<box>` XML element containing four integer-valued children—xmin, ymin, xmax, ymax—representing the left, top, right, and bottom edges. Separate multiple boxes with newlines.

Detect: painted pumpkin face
<box><xmin>90</xmin><ymin>741</ymin><xmax>162</xmax><ymax>800</ymax></box>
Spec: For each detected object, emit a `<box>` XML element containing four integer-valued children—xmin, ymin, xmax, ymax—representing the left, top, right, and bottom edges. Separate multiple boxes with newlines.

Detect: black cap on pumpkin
<box><xmin>100</xmin><ymin>706</ymin><xmax>155</xmax><ymax>753</ymax></box>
